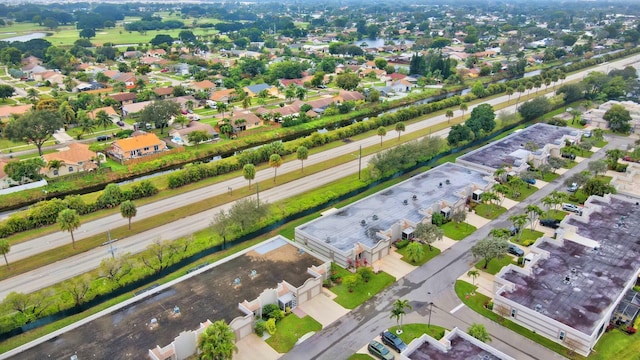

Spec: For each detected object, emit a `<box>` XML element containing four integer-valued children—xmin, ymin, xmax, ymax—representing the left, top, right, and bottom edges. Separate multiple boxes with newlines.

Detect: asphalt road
<box><xmin>1</xmin><ymin>54</ymin><xmax>639</xmax><ymax>301</ymax></box>
<box><xmin>282</xmin><ymin>134</ymin><xmax>634</xmax><ymax>360</ymax></box>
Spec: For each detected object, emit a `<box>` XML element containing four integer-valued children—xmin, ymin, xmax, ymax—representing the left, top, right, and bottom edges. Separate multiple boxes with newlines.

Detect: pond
<box><xmin>0</xmin><ymin>32</ymin><xmax>47</xmax><ymax>42</ymax></box>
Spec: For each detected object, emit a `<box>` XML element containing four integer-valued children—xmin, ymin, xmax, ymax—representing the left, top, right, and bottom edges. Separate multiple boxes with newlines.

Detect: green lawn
<box><xmin>347</xmin><ymin>354</ymin><xmax>375</xmax><ymax>360</ymax></box>
<box><xmin>475</xmin><ymin>204</ymin><xmax>507</xmax><ymax>219</ymax></box>
<box><xmin>441</xmin><ymin>221</ymin><xmax>476</xmax><ymax>240</ymax></box>
<box><xmin>388</xmin><ymin>323</ymin><xmax>446</xmax><ymax>343</ymax></box>
<box><xmin>265</xmin><ymin>314</ymin><xmax>322</xmax><ymax>353</ymax></box>
<box><xmin>594</xmin><ymin>140</ymin><xmax>608</xmax><ymax>148</ymax></box>
<box><xmin>454</xmin><ymin>281</ymin><xmax>583</xmax><ymax>359</ymax></box>
<box><xmin>505</xmin><ymin>183</ymin><xmax>538</xmax><ymax>201</ymax></box>
<box><xmin>397</xmin><ymin>244</ymin><xmax>441</xmax><ymax>266</ymax></box>
<box><xmin>475</xmin><ymin>255</ymin><xmax>517</xmax><ymax>275</ymax></box>
<box><xmin>513</xmin><ymin>229</ymin><xmax>544</xmax><ymax>247</ymax></box>
<box><xmin>330</xmin><ymin>267</ymin><xmax>396</xmax><ymax>309</ymax></box>
<box><xmin>591</xmin><ymin>329</ymin><xmax>640</xmax><ymax>360</ymax></box>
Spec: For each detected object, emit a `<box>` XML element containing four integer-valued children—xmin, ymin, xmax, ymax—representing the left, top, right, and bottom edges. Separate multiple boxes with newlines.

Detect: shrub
<box><xmin>395</xmin><ymin>239</ymin><xmax>409</xmax><ymax>249</ymax></box>
<box><xmin>547</xmin><ymin>118</ymin><xmax>568</xmax><ymax>127</ymax></box>
<box><xmin>254</xmin><ymin>319</ymin><xmax>266</xmax><ymax>336</ymax></box>
<box><xmin>262</xmin><ymin>304</ymin><xmax>280</xmax><ymax>319</ymax></box>
<box><xmin>266</xmin><ymin>318</ymin><xmax>277</xmax><ymax>335</ymax></box>
<box><xmin>432</xmin><ymin>212</ymin><xmax>445</xmax><ymax>226</ymax></box>
<box><xmin>357</xmin><ymin>266</ymin><xmax>373</xmax><ymax>283</ymax></box>
<box><xmin>625</xmin><ymin>326</ymin><xmax>637</xmax><ymax>334</ymax></box>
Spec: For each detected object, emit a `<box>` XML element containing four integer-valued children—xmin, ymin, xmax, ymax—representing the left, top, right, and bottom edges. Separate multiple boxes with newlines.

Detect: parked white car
<box><xmin>562</xmin><ymin>203</ymin><xmax>582</xmax><ymax>214</ymax></box>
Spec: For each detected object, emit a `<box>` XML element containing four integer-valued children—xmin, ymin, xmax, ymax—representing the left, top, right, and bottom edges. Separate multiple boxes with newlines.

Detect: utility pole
<box><xmin>358</xmin><ymin>145</ymin><xmax>362</xmax><ymax>180</ymax></box>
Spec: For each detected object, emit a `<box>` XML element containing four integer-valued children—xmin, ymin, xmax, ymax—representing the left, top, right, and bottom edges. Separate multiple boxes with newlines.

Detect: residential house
<box><xmin>41</xmin><ymin>143</ymin><xmax>97</xmax><ymax>177</ymax></box>
<box><xmin>295</xmin><ymin>163</ymin><xmax>493</xmax><ymax>268</ymax></box>
<box><xmin>122</xmin><ymin>101</ymin><xmax>151</xmax><ymax>116</ymax></box>
<box><xmin>0</xmin><ymin>104</ymin><xmax>33</xmax><ymax>121</ymax></box>
<box><xmin>492</xmin><ymin>194</ymin><xmax>640</xmax><ymax>356</ymax></box>
<box><xmin>139</xmin><ymin>56</ymin><xmax>164</xmax><ymax>65</ymax></box>
<box><xmin>32</xmin><ymin>70</ymin><xmax>65</xmax><ymax>86</ymax></box>
<box><xmin>109</xmin><ymin>92</ymin><xmax>137</xmax><ymax>106</ymax></box>
<box><xmin>109</xmin><ymin>132</ymin><xmax>168</xmax><ymax>161</ymax></box>
<box><xmin>21</xmin><ymin>63</ymin><xmax>47</xmax><ymax>76</ymax></box>
<box><xmin>209</xmin><ymin>88</ymin><xmax>237</xmax><ymax>104</ymax></box>
<box><xmin>401</xmin><ymin>327</ymin><xmax>515</xmax><ymax>360</ymax></box>
<box><xmin>190</xmin><ymin>80</ymin><xmax>216</xmax><ymax>93</ymax></box>
<box><xmin>147</xmin><ymin>49</ymin><xmax>166</xmax><ymax>57</ymax></box>
<box><xmin>243</xmin><ymin>83</ymin><xmax>279</xmax><ymax>98</ymax></box>
<box><xmin>387</xmin><ymin>79</ymin><xmax>414</xmax><ymax>93</ymax></box>
<box><xmin>173</xmin><ymin>63</ymin><xmax>190</xmax><ymax>76</ymax></box>
<box><xmin>169</xmin><ymin>122</ymin><xmax>219</xmax><ymax>146</ymax></box>
<box><xmin>583</xmin><ymin>100</ymin><xmax>640</xmax><ymax>134</ymax></box>
<box><xmin>122</xmin><ymin>51</ymin><xmax>141</xmax><ymax>59</ymax></box>
<box><xmin>229</xmin><ymin>111</ymin><xmax>263</xmax><ymax>132</ymax></box>
<box><xmin>336</xmin><ymin>90</ymin><xmax>366</xmax><ymax>102</ymax></box>
<box><xmin>88</xmin><ymin>106</ymin><xmax>120</xmax><ymax>122</ymax></box>
<box><xmin>0</xmin><ymin>159</ymin><xmax>20</xmax><ymax>190</ymax></box>
<box><xmin>154</xmin><ymin>87</ymin><xmax>174</xmax><ymax>99</ymax></box>
<box><xmin>21</xmin><ymin>56</ymin><xmax>42</xmax><ymax>66</ymax></box>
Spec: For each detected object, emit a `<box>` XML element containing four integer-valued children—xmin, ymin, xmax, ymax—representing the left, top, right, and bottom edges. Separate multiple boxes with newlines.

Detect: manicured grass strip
<box><xmin>347</xmin><ymin>354</ymin><xmax>375</xmax><ymax>360</ymax></box>
<box><xmin>454</xmin><ymin>280</ymin><xmax>585</xmax><ymax>359</ymax></box>
<box><xmin>441</xmin><ymin>221</ymin><xmax>476</xmax><ymax>240</ymax></box>
<box><xmin>591</xmin><ymin>329</ymin><xmax>640</xmax><ymax>360</ymax></box>
<box><xmin>265</xmin><ymin>314</ymin><xmax>322</xmax><ymax>353</ymax></box>
<box><xmin>474</xmin><ymin>256</ymin><xmax>517</xmax><ymax>275</ymax></box>
<box><xmin>474</xmin><ymin>204</ymin><xmax>507</xmax><ymax>220</ymax></box>
<box><xmin>505</xmin><ymin>182</ymin><xmax>539</xmax><ymax>201</ymax></box>
<box><xmin>388</xmin><ymin>323</ymin><xmax>446</xmax><ymax>343</ymax></box>
<box><xmin>330</xmin><ymin>268</ymin><xmax>395</xmax><ymax>309</ymax></box>
<box><xmin>397</xmin><ymin>244</ymin><xmax>440</xmax><ymax>266</ymax></box>
<box><xmin>513</xmin><ymin>229</ymin><xmax>544</xmax><ymax>247</ymax></box>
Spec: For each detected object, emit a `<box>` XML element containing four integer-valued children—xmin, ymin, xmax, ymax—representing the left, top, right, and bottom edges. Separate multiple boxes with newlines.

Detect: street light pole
<box><xmin>357</xmin><ymin>145</ymin><xmax>362</xmax><ymax>180</ymax></box>
<box><xmin>428</xmin><ymin>301</ymin><xmax>434</xmax><ymax>328</ymax></box>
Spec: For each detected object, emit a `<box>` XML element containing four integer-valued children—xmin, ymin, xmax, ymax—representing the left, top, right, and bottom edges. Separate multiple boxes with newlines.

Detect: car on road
<box><xmin>562</xmin><ymin>203</ymin><xmax>582</xmax><ymax>214</ymax></box>
<box><xmin>567</xmin><ymin>182</ymin><xmax>578</xmax><ymax>192</ymax></box>
<box><xmin>507</xmin><ymin>244</ymin><xmax>525</xmax><ymax>257</ymax></box>
<box><xmin>368</xmin><ymin>340</ymin><xmax>394</xmax><ymax>360</ymax></box>
<box><xmin>116</xmin><ymin>121</ymin><xmax>125</xmax><ymax>126</ymax></box>
<box><xmin>97</xmin><ymin>135</ymin><xmax>112</xmax><ymax>142</ymax></box>
<box><xmin>540</xmin><ymin>218</ymin><xmax>561</xmax><ymax>229</ymax></box>
<box><xmin>380</xmin><ymin>330</ymin><xmax>407</xmax><ymax>353</ymax></box>
<box><xmin>561</xmin><ymin>152</ymin><xmax>576</xmax><ymax>160</ymax></box>
<box><xmin>523</xmin><ymin>177</ymin><xmax>536</xmax><ymax>185</ymax></box>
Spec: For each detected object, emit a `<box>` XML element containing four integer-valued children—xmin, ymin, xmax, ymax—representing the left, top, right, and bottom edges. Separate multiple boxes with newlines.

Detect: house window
<box><xmin>559</xmin><ymin>331</ymin><xmax>565</xmax><ymax>340</ymax></box>
<box><xmin>255</xmin><ymin>122</ymin><xmax>259</xmax><ymax>126</ymax></box>
<box><xmin>53</xmin><ymin>170</ymin><xmax>58</xmax><ymax>176</ymax></box>
<box><xmin>511</xmin><ymin>309</ymin><xmax>516</xmax><ymax>317</ymax></box>
<box><xmin>68</xmin><ymin>166</ymin><xmax>73</xmax><ymax>172</ymax></box>
<box><xmin>154</xmin><ymin>145</ymin><xmax>159</xmax><ymax>151</ymax></box>
<box><xmin>144</xmin><ymin>147</ymin><xmax>150</xmax><ymax>151</ymax></box>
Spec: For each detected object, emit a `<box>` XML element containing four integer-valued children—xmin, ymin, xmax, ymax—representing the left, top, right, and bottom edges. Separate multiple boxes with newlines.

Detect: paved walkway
<box><xmin>235</xmin><ymin>333</ymin><xmax>280</xmax><ymax>360</ymax></box>
<box><xmin>374</xmin><ymin>248</ymin><xmax>416</xmax><ymax>280</ymax></box>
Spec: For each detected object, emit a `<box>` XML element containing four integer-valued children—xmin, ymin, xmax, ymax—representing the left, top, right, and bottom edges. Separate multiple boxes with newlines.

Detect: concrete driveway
<box><xmin>235</xmin><ymin>333</ymin><xmax>280</xmax><ymax>360</ymax></box>
<box><xmin>296</xmin><ymin>288</ymin><xmax>349</xmax><ymax>328</ymax></box>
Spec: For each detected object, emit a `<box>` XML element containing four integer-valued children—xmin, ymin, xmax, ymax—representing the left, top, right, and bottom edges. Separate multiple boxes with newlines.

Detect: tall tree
<box><xmin>0</xmin><ymin>84</ymin><xmax>15</xmax><ymax>102</ymax></box>
<box><xmin>94</xmin><ymin>110</ymin><xmax>112</xmax><ymax>130</ymax></box>
<box><xmin>296</xmin><ymin>146</ymin><xmax>308</xmax><ymax>172</ymax></box>
<box><xmin>58</xmin><ymin>209</ymin><xmax>80</xmax><ymax>249</ymax></box>
<box><xmin>47</xmin><ymin>159</ymin><xmax>64</xmax><ymax>177</ymax></box>
<box><xmin>120</xmin><ymin>200</ymin><xmax>137</xmax><ymax>230</ymax></box>
<box><xmin>395</xmin><ymin>122</ymin><xmax>405</xmax><ymax>140</ymax></box>
<box><xmin>187</xmin><ymin>130</ymin><xmax>210</xmax><ymax>149</ymax></box>
<box><xmin>471</xmin><ymin>236</ymin><xmax>509</xmax><ymax>269</ymax></box>
<box><xmin>445</xmin><ymin>109</ymin><xmax>454</xmax><ymax>124</ymax></box>
<box><xmin>465</xmin><ymin>103</ymin><xmax>495</xmax><ymax>138</ymax></box>
<box><xmin>467</xmin><ymin>269</ymin><xmax>479</xmax><ymax>287</ymax></box>
<box><xmin>269</xmin><ymin>154</ymin><xmax>282</xmax><ymax>182</ymax></box>
<box><xmin>377</xmin><ymin>126</ymin><xmax>387</xmax><ymax>146</ymax></box>
<box><xmin>390</xmin><ymin>299</ymin><xmax>412</xmax><ymax>334</ymax></box>
<box><xmin>4</xmin><ymin>110</ymin><xmax>64</xmax><ymax>156</ymax></box>
<box><xmin>198</xmin><ymin>320</ymin><xmax>238</xmax><ymax>360</ymax></box>
<box><xmin>508</xmin><ymin>214</ymin><xmax>528</xmax><ymax>241</ymax></box>
<box><xmin>0</xmin><ymin>239</ymin><xmax>10</xmax><ymax>268</ymax></box>
<box><xmin>414</xmin><ymin>222</ymin><xmax>443</xmax><ymax>251</ymax></box>
<box><xmin>58</xmin><ymin>101</ymin><xmax>75</xmax><ymax>129</ymax></box>
<box><xmin>525</xmin><ymin>205</ymin><xmax>544</xmax><ymax>231</ymax></box>
<box><xmin>459</xmin><ymin>102</ymin><xmax>468</xmax><ymax>120</ymax></box>
<box><xmin>603</xmin><ymin>104</ymin><xmax>632</xmax><ymax>133</ymax></box>
<box><xmin>243</xmin><ymin>163</ymin><xmax>255</xmax><ymax>187</ymax></box>
<box><xmin>138</xmin><ymin>100</ymin><xmax>180</xmax><ymax>134</ymax></box>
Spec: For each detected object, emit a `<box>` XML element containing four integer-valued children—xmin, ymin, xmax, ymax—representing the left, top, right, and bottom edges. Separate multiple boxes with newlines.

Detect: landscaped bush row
<box><xmin>544</xmin><ymin>46</ymin><xmax>640</xmax><ymax>77</ymax></box>
<box><xmin>0</xmin><ymin>181</ymin><xmax>158</xmax><ymax>238</ymax></box>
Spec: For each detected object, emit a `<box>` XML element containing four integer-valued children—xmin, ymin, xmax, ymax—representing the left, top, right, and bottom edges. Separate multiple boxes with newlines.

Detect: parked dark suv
<box><xmin>540</xmin><ymin>218</ymin><xmax>560</xmax><ymax>229</ymax></box>
<box><xmin>380</xmin><ymin>330</ymin><xmax>407</xmax><ymax>353</ymax></box>
<box><xmin>507</xmin><ymin>244</ymin><xmax>524</xmax><ymax>257</ymax></box>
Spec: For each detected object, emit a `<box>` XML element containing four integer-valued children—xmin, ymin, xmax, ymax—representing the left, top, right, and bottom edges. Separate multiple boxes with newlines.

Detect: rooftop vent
<box><xmin>571</xmin><ymin>268</ymin><xmax>577</xmax><ymax>274</ymax></box>
<box><xmin>535</xmin><ymin>304</ymin><xmax>542</xmax><ymax>312</ymax></box>
<box><xmin>233</xmin><ymin>278</ymin><xmax>241</xmax><ymax>286</ymax></box>
<box><xmin>372</xmin><ymin>214</ymin><xmax>378</xmax><ymax>220</ymax></box>
<box><xmin>445</xmin><ymin>179</ymin><xmax>450</xmax><ymax>185</ymax></box>
<box><xmin>412</xmin><ymin>194</ymin><xmax>417</xmax><ymax>200</ymax></box>
<box><xmin>360</xmin><ymin>219</ymin><xmax>366</xmax><ymax>226</ymax></box>
<box><xmin>403</xmin><ymin>199</ymin><xmax>408</xmax><ymax>205</ymax></box>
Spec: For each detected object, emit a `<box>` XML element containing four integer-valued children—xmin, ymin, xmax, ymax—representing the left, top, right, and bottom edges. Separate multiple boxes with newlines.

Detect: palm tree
<box><xmin>508</xmin><ymin>214</ymin><xmax>528</xmax><ymax>241</ymax></box>
<box><xmin>467</xmin><ymin>269</ymin><xmax>479</xmax><ymax>287</ymax></box>
<box><xmin>525</xmin><ymin>205</ymin><xmax>544</xmax><ymax>231</ymax></box>
<box><xmin>242</xmin><ymin>96</ymin><xmax>251</xmax><ymax>110</ymax></box>
<box><xmin>390</xmin><ymin>299</ymin><xmax>412</xmax><ymax>334</ymax></box>
<box><xmin>0</xmin><ymin>239</ymin><xmax>10</xmax><ymax>268</ymax></box>
<box><xmin>395</xmin><ymin>122</ymin><xmax>405</xmax><ymax>140</ymax></box>
<box><xmin>459</xmin><ymin>102</ymin><xmax>468</xmax><ymax>120</ymax></box>
<box><xmin>405</xmin><ymin>241</ymin><xmax>425</xmax><ymax>263</ymax></box>
<box><xmin>515</xmin><ymin>85</ymin><xmax>525</xmax><ymax>109</ymax></box>
<box><xmin>377</xmin><ymin>126</ymin><xmax>387</xmax><ymax>146</ymax></box>
<box><xmin>175</xmin><ymin>114</ymin><xmax>190</xmax><ymax>128</ymax></box>
<box><xmin>120</xmin><ymin>200</ymin><xmax>137</xmax><ymax>230</ymax></box>
<box><xmin>27</xmin><ymin>88</ymin><xmax>39</xmax><ymax>103</ymax></box>
<box><xmin>269</xmin><ymin>153</ymin><xmax>282</xmax><ymax>182</ymax></box>
<box><xmin>445</xmin><ymin>109</ymin><xmax>454</xmax><ymax>124</ymax></box>
<box><xmin>47</xmin><ymin>159</ymin><xmax>64</xmax><ymax>177</ymax></box>
<box><xmin>506</xmin><ymin>87</ymin><xmax>514</xmax><ymax>103</ymax></box>
<box><xmin>296</xmin><ymin>86</ymin><xmax>307</xmax><ymax>100</ymax></box>
<box><xmin>77</xmin><ymin>112</ymin><xmax>95</xmax><ymax>140</ymax></box>
<box><xmin>243</xmin><ymin>163</ymin><xmax>256</xmax><ymax>187</ymax></box>
<box><xmin>217</xmin><ymin>102</ymin><xmax>228</xmax><ymax>119</ymax></box>
<box><xmin>296</xmin><ymin>146</ymin><xmax>308</xmax><ymax>172</ymax></box>
<box><xmin>57</xmin><ymin>209</ymin><xmax>80</xmax><ymax>249</ymax></box>
<box><xmin>58</xmin><ymin>101</ymin><xmax>76</xmax><ymax>129</ymax></box>
<box><xmin>198</xmin><ymin>320</ymin><xmax>238</xmax><ymax>360</ymax></box>
<box><xmin>95</xmin><ymin>110</ymin><xmax>112</xmax><ymax>130</ymax></box>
